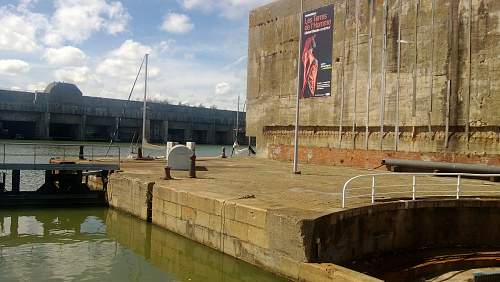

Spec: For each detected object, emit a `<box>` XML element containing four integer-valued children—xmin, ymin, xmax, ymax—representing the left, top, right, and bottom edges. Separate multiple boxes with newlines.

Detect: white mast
<box><xmin>236</xmin><ymin>94</ymin><xmax>240</xmax><ymax>142</ymax></box>
<box><xmin>142</xmin><ymin>53</ymin><xmax>148</xmax><ymax>147</ymax></box>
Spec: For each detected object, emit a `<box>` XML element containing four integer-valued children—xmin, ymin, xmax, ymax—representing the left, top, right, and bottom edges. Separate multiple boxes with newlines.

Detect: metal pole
<box><xmin>365</xmin><ymin>0</ymin><xmax>374</xmax><ymax>150</ymax></box>
<box><xmin>465</xmin><ymin>0</ymin><xmax>472</xmax><ymax>142</ymax></box>
<box><xmin>456</xmin><ymin>174</ymin><xmax>461</xmax><ymax>199</ymax></box>
<box><xmin>445</xmin><ymin>80</ymin><xmax>451</xmax><ymax>148</ymax></box>
<box><xmin>142</xmin><ymin>54</ymin><xmax>149</xmax><ymax>146</ymax></box>
<box><xmin>412</xmin><ymin>0</ymin><xmax>419</xmax><ymax>117</ymax></box>
<box><xmin>395</xmin><ymin>0</ymin><xmax>402</xmax><ymax>151</ymax></box>
<box><xmin>352</xmin><ymin>0</ymin><xmax>360</xmax><ymax>140</ymax></box>
<box><xmin>293</xmin><ymin>0</ymin><xmax>303</xmax><ymax>174</ymax></box>
<box><xmin>412</xmin><ymin>175</ymin><xmax>416</xmax><ymax>200</ymax></box>
<box><xmin>380</xmin><ymin>0</ymin><xmax>388</xmax><ymax>149</ymax></box>
<box><xmin>428</xmin><ymin>0</ymin><xmax>436</xmax><ymax>132</ymax></box>
<box><xmin>236</xmin><ymin>95</ymin><xmax>240</xmax><ymax>142</ymax></box>
<box><xmin>338</xmin><ymin>1</ymin><xmax>349</xmax><ymax>149</ymax></box>
<box><xmin>371</xmin><ymin>175</ymin><xmax>376</xmax><ymax>204</ymax></box>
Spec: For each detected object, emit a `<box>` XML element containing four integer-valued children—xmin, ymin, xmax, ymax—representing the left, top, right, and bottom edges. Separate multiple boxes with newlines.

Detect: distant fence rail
<box><xmin>0</xmin><ymin>142</ymin><xmax>121</xmax><ymax>168</ymax></box>
<box><xmin>342</xmin><ymin>172</ymin><xmax>500</xmax><ymax>208</ymax></box>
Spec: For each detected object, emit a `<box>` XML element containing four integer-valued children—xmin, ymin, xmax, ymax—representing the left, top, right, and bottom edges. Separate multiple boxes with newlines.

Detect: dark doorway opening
<box><xmin>215</xmin><ymin>131</ymin><xmax>230</xmax><ymax>145</ymax></box>
<box><xmin>168</xmin><ymin>129</ymin><xmax>185</xmax><ymax>143</ymax></box>
<box><xmin>192</xmin><ymin>130</ymin><xmax>208</xmax><ymax>144</ymax></box>
<box><xmin>86</xmin><ymin>125</ymin><xmax>112</xmax><ymax>141</ymax></box>
<box><xmin>0</xmin><ymin>121</ymin><xmax>36</xmax><ymax>139</ymax></box>
<box><xmin>50</xmin><ymin>123</ymin><xmax>79</xmax><ymax>140</ymax></box>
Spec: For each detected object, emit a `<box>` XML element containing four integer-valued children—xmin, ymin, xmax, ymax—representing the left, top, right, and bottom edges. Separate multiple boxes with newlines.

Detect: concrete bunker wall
<box><xmin>247</xmin><ymin>0</ymin><xmax>500</xmax><ymax>165</ymax></box>
<box><xmin>310</xmin><ymin>199</ymin><xmax>500</xmax><ymax>264</ymax></box>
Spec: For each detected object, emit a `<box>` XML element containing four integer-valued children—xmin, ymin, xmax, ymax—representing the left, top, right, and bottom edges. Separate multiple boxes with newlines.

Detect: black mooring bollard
<box><xmin>79</xmin><ymin>145</ymin><xmax>85</xmax><ymax>160</ymax></box>
<box><xmin>164</xmin><ymin>166</ymin><xmax>172</xmax><ymax>180</ymax></box>
<box><xmin>12</xmin><ymin>170</ymin><xmax>20</xmax><ymax>194</ymax></box>
<box><xmin>138</xmin><ymin>147</ymin><xmax>143</xmax><ymax>159</ymax></box>
<box><xmin>221</xmin><ymin>147</ymin><xmax>227</xmax><ymax>158</ymax></box>
<box><xmin>189</xmin><ymin>154</ymin><xmax>196</xmax><ymax>178</ymax></box>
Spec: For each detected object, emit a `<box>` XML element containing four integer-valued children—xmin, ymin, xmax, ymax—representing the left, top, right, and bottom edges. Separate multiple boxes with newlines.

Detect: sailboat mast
<box><xmin>236</xmin><ymin>95</ymin><xmax>240</xmax><ymax>142</ymax></box>
<box><xmin>142</xmin><ymin>54</ymin><xmax>148</xmax><ymax>146</ymax></box>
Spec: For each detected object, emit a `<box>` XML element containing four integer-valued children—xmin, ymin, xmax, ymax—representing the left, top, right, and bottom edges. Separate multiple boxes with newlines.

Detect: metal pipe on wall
<box><xmin>380</xmin><ymin>0</ymin><xmax>388</xmax><ymax>149</ymax></box>
<box><xmin>444</xmin><ymin>79</ymin><xmax>451</xmax><ymax>148</ymax></box>
<box><xmin>465</xmin><ymin>0</ymin><xmax>472</xmax><ymax>142</ymax></box>
<box><xmin>412</xmin><ymin>0</ymin><xmax>419</xmax><ymax>117</ymax></box>
<box><xmin>352</xmin><ymin>0</ymin><xmax>360</xmax><ymax>144</ymax></box>
<box><xmin>395</xmin><ymin>0</ymin><xmax>402</xmax><ymax>151</ymax></box>
<box><xmin>428</xmin><ymin>0</ymin><xmax>436</xmax><ymax>132</ymax></box>
<box><xmin>365</xmin><ymin>0</ymin><xmax>374</xmax><ymax>150</ymax></box>
<box><xmin>338</xmin><ymin>1</ymin><xmax>349</xmax><ymax>149</ymax></box>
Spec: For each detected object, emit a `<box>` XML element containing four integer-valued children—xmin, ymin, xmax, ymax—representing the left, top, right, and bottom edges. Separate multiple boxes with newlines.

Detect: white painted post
<box><xmin>456</xmin><ymin>174</ymin><xmax>461</xmax><ymax>199</ymax></box>
<box><xmin>371</xmin><ymin>176</ymin><xmax>376</xmax><ymax>204</ymax></box>
<box><xmin>412</xmin><ymin>175</ymin><xmax>416</xmax><ymax>200</ymax></box>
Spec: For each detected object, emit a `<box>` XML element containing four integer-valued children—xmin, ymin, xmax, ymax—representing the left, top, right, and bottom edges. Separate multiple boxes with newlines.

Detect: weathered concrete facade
<box><xmin>247</xmin><ymin>0</ymin><xmax>500</xmax><ymax>166</ymax></box>
<box><xmin>0</xmin><ymin>82</ymin><xmax>244</xmax><ymax>144</ymax></box>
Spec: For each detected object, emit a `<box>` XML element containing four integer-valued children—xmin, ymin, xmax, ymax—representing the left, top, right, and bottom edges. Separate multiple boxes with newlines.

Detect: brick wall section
<box><xmin>268</xmin><ymin>144</ymin><xmax>500</xmax><ymax>169</ymax></box>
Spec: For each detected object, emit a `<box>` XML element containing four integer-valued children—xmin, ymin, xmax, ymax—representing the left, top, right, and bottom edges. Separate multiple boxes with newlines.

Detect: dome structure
<box><xmin>44</xmin><ymin>82</ymin><xmax>83</xmax><ymax>96</ymax></box>
<box><xmin>44</xmin><ymin>82</ymin><xmax>83</xmax><ymax>104</ymax></box>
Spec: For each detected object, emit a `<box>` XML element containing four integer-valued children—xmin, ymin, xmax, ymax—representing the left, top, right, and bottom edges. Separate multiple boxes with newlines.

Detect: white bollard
<box><xmin>166</xmin><ymin>142</ymin><xmax>175</xmax><ymax>160</ymax></box>
<box><xmin>186</xmin><ymin>142</ymin><xmax>196</xmax><ymax>154</ymax></box>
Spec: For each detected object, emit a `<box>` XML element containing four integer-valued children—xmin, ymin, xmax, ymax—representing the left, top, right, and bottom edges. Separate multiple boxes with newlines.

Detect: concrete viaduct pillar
<box><xmin>207</xmin><ymin>124</ymin><xmax>216</xmax><ymax>144</ymax></box>
<box><xmin>79</xmin><ymin>115</ymin><xmax>86</xmax><ymax>141</ymax></box>
<box><xmin>162</xmin><ymin>120</ymin><xmax>169</xmax><ymax>143</ymax></box>
<box><xmin>38</xmin><ymin>112</ymin><xmax>50</xmax><ymax>140</ymax></box>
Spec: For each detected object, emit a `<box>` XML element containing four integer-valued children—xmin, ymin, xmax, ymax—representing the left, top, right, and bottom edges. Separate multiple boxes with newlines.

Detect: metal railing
<box><xmin>1</xmin><ymin>142</ymin><xmax>121</xmax><ymax>166</ymax></box>
<box><xmin>342</xmin><ymin>172</ymin><xmax>500</xmax><ymax>208</ymax></box>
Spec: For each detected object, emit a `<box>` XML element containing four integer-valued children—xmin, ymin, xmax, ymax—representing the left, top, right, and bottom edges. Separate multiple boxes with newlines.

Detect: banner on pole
<box><xmin>299</xmin><ymin>4</ymin><xmax>334</xmax><ymax>99</ymax></box>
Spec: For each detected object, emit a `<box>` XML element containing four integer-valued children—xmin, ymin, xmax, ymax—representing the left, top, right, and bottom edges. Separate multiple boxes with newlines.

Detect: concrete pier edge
<box><xmin>101</xmin><ymin>173</ymin><xmax>381</xmax><ymax>282</ymax></box>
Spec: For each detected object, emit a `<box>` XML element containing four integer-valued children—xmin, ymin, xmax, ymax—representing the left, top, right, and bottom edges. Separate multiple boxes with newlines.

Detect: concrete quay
<box><xmin>94</xmin><ymin>157</ymin><xmax>500</xmax><ymax>281</ymax></box>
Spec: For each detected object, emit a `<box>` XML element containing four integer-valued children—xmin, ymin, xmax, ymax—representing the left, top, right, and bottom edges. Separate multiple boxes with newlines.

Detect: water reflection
<box><xmin>0</xmin><ymin>208</ymin><xmax>283</xmax><ymax>282</ymax></box>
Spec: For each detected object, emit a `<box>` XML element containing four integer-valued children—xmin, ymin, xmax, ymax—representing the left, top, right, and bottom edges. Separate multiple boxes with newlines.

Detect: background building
<box><xmin>247</xmin><ymin>0</ymin><xmax>499</xmax><ymax>167</ymax></box>
<box><xmin>0</xmin><ymin>82</ymin><xmax>245</xmax><ymax>144</ymax></box>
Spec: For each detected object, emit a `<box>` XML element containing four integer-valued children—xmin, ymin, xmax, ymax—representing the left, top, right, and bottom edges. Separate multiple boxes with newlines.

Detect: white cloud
<box><xmin>161</xmin><ymin>12</ymin><xmax>194</xmax><ymax>34</ymax></box>
<box><xmin>27</xmin><ymin>81</ymin><xmax>47</xmax><ymax>92</ymax></box>
<box><xmin>43</xmin><ymin>46</ymin><xmax>87</xmax><ymax>66</ymax></box>
<box><xmin>44</xmin><ymin>0</ymin><xmax>130</xmax><ymax>46</ymax></box>
<box><xmin>0</xmin><ymin>59</ymin><xmax>31</xmax><ymax>75</ymax></box>
<box><xmin>0</xmin><ymin>6</ymin><xmax>47</xmax><ymax>52</ymax></box>
<box><xmin>96</xmin><ymin>40</ymin><xmax>153</xmax><ymax>80</ymax></box>
<box><xmin>54</xmin><ymin>66</ymin><xmax>91</xmax><ymax>83</ymax></box>
<box><xmin>179</xmin><ymin>0</ymin><xmax>274</xmax><ymax>19</ymax></box>
<box><xmin>215</xmin><ymin>82</ymin><xmax>231</xmax><ymax>95</ymax></box>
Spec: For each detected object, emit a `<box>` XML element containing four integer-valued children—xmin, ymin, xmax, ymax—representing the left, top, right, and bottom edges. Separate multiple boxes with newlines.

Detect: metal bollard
<box><xmin>164</xmin><ymin>166</ymin><xmax>172</xmax><ymax>180</ymax></box>
<box><xmin>79</xmin><ymin>145</ymin><xmax>85</xmax><ymax>160</ymax></box>
<box><xmin>189</xmin><ymin>154</ymin><xmax>196</xmax><ymax>178</ymax></box>
<box><xmin>221</xmin><ymin>147</ymin><xmax>227</xmax><ymax>158</ymax></box>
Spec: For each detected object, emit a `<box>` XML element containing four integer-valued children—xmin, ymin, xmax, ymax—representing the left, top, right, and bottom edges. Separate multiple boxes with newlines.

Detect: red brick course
<box><xmin>268</xmin><ymin>144</ymin><xmax>500</xmax><ymax>169</ymax></box>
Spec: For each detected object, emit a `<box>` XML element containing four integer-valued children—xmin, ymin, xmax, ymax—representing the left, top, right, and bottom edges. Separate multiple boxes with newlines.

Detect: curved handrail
<box><xmin>342</xmin><ymin>172</ymin><xmax>500</xmax><ymax>208</ymax></box>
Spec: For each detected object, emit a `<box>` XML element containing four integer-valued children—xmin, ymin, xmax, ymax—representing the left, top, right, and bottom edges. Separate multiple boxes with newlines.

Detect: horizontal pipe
<box><xmin>382</xmin><ymin>158</ymin><xmax>500</xmax><ymax>174</ymax></box>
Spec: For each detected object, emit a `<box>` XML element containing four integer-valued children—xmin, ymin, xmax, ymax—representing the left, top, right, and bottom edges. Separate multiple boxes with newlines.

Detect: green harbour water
<box><xmin>0</xmin><ymin>208</ymin><xmax>285</xmax><ymax>282</ymax></box>
<box><xmin>0</xmin><ymin>141</ymin><xmax>281</xmax><ymax>281</ymax></box>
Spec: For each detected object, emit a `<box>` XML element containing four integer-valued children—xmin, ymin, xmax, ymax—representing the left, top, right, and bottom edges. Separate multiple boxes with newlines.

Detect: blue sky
<box><xmin>0</xmin><ymin>0</ymin><xmax>273</xmax><ymax>109</ymax></box>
